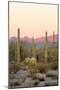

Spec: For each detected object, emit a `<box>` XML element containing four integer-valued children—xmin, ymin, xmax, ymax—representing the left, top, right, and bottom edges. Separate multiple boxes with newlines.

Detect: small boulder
<box><xmin>37</xmin><ymin>81</ymin><xmax>45</xmax><ymax>87</ymax></box>
<box><xmin>46</xmin><ymin>70</ymin><xmax>58</xmax><ymax>79</ymax></box>
<box><xmin>20</xmin><ymin>77</ymin><xmax>34</xmax><ymax>87</ymax></box>
<box><xmin>35</xmin><ymin>73</ymin><xmax>46</xmax><ymax>81</ymax></box>
<box><xmin>45</xmin><ymin>79</ymin><xmax>58</xmax><ymax>86</ymax></box>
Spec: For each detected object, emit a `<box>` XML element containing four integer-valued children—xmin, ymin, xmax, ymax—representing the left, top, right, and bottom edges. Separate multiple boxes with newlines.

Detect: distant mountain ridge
<box><xmin>9</xmin><ymin>34</ymin><xmax>58</xmax><ymax>44</ymax></box>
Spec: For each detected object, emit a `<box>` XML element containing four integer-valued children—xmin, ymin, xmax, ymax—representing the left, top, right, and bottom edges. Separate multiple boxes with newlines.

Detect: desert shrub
<box><xmin>9</xmin><ymin>63</ymin><xmax>21</xmax><ymax>73</ymax></box>
<box><xmin>37</xmin><ymin>63</ymin><xmax>50</xmax><ymax>73</ymax></box>
<box><xmin>29</xmin><ymin>63</ymin><xmax>38</xmax><ymax>74</ymax></box>
<box><xmin>49</xmin><ymin>61</ymin><xmax>58</xmax><ymax>70</ymax></box>
<box><xmin>48</xmin><ymin>47</ymin><xmax>58</xmax><ymax>63</ymax></box>
<box><xmin>36</xmin><ymin>61</ymin><xmax>58</xmax><ymax>73</ymax></box>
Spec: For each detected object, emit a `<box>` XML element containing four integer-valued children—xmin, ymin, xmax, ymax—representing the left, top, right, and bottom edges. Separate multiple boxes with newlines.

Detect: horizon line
<box><xmin>9</xmin><ymin>33</ymin><xmax>58</xmax><ymax>39</ymax></box>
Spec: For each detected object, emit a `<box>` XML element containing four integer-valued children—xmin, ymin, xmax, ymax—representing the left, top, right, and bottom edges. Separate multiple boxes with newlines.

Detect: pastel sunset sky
<box><xmin>9</xmin><ymin>2</ymin><xmax>58</xmax><ymax>38</ymax></box>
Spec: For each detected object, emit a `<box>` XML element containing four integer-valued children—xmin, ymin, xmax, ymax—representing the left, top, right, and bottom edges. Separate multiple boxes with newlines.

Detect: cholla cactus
<box><xmin>24</xmin><ymin>57</ymin><xmax>36</xmax><ymax>65</ymax></box>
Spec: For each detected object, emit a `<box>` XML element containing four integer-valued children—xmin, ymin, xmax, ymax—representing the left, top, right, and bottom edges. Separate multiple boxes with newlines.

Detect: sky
<box><xmin>9</xmin><ymin>2</ymin><xmax>58</xmax><ymax>39</ymax></box>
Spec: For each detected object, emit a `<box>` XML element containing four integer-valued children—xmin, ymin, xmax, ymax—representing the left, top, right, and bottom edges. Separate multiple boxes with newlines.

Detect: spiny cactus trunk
<box><xmin>31</xmin><ymin>37</ymin><xmax>36</xmax><ymax>57</ymax></box>
<box><xmin>15</xmin><ymin>42</ymin><xmax>17</xmax><ymax>62</ymax></box>
<box><xmin>45</xmin><ymin>31</ymin><xmax>48</xmax><ymax>64</ymax></box>
<box><xmin>52</xmin><ymin>32</ymin><xmax>55</xmax><ymax>47</ymax></box>
<box><xmin>17</xmin><ymin>28</ymin><xmax>20</xmax><ymax>63</ymax></box>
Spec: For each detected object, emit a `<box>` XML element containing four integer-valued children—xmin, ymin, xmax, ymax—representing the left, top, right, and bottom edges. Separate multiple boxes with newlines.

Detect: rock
<box><xmin>20</xmin><ymin>77</ymin><xmax>39</xmax><ymax>87</ymax></box>
<box><xmin>37</xmin><ymin>79</ymin><xmax>58</xmax><ymax>87</ymax></box>
<box><xmin>35</xmin><ymin>73</ymin><xmax>46</xmax><ymax>81</ymax></box>
<box><xmin>45</xmin><ymin>79</ymin><xmax>58</xmax><ymax>86</ymax></box>
<box><xmin>46</xmin><ymin>70</ymin><xmax>58</xmax><ymax>79</ymax></box>
<box><xmin>16</xmin><ymin>70</ymin><xmax>28</xmax><ymax>75</ymax></box>
<box><xmin>20</xmin><ymin>77</ymin><xmax>34</xmax><ymax>87</ymax></box>
<box><xmin>9</xmin><ymin>78</ymin><xmax>20</xmax><ymax>86</ymax></box>
<box><xmin>32</xmin><ymin>79</ymin><xmax>40</xmax><ymax>86</ymax></box>
<box><xmin>15</xmin><ymin>70</ymin><xmax>30</xmax><ymax>79</ymax></box>
<box><xmin>9</xmin><ymin>73</ymin><xmax>16</xmax><ymax>79</ymax></box>
<box><xmin>37</xmin><ymin>81</ymin><xmax>45</xmax><ymax>87</ymax></box>
<box><xmin>13</xmin><ymin>70</ymin><xmax>31</xmax><ymax>85</ymax></box>
<box><xmin>9</xmin><ymin>69</ymin><xmax>32</xmax><ymax>86</ymax></box>
<box><xmin>45</xmin><ymin>77</ymin><xmax>52</xmax><ymax>81</ymax></box>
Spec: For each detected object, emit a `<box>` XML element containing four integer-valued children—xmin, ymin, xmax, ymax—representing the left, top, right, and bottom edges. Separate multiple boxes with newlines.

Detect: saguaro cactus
<box><xmin>45</xmin><ymin>31</ymin><xmax>48</xmax><ymax>64</ymax></box>
<box><xmin>31</xmin><ymin>37</ymin><xmax>36</xmax><ymax>57</ymax></box>
<box><xmin>53</xmin><ymin>32</ymin><xmax>55</xmax><ymax>46</ymax></box>
<box><xmin>17</xmin><ymin>28</ymin><xmax>20</xmax><ymax>63</ymax></box>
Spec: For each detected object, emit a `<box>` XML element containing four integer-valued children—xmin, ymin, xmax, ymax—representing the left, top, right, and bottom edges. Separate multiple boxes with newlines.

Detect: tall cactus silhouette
<box><xmin>53</xmin><ymin>32</ymin><xmax>55</xmax><ymax>47</ymax></box>
<box><xmin>31</xmin><ymin>37</ymin><xmax>36</xmax><ymax>57</ymax></box>
<box><xmin>15</xmin><ymin>41</ymin><xmax>17</xmax><ymax>62</ymax></box>
<box><xmin>45</xmin><ymin>31</ymin><xmax>48</xmax><ymax>64</ymax></box>
<box><xmin>17</xmin><ymin>28</ymin><xmax>20</xmax><ymax>63</ymax></box>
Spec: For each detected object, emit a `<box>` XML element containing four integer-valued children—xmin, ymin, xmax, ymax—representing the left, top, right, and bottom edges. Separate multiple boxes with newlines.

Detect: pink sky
<box><xmin>9</xmin><ymin>2</ymin><xmax>58</xmax><ymax>39</ymax></box>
